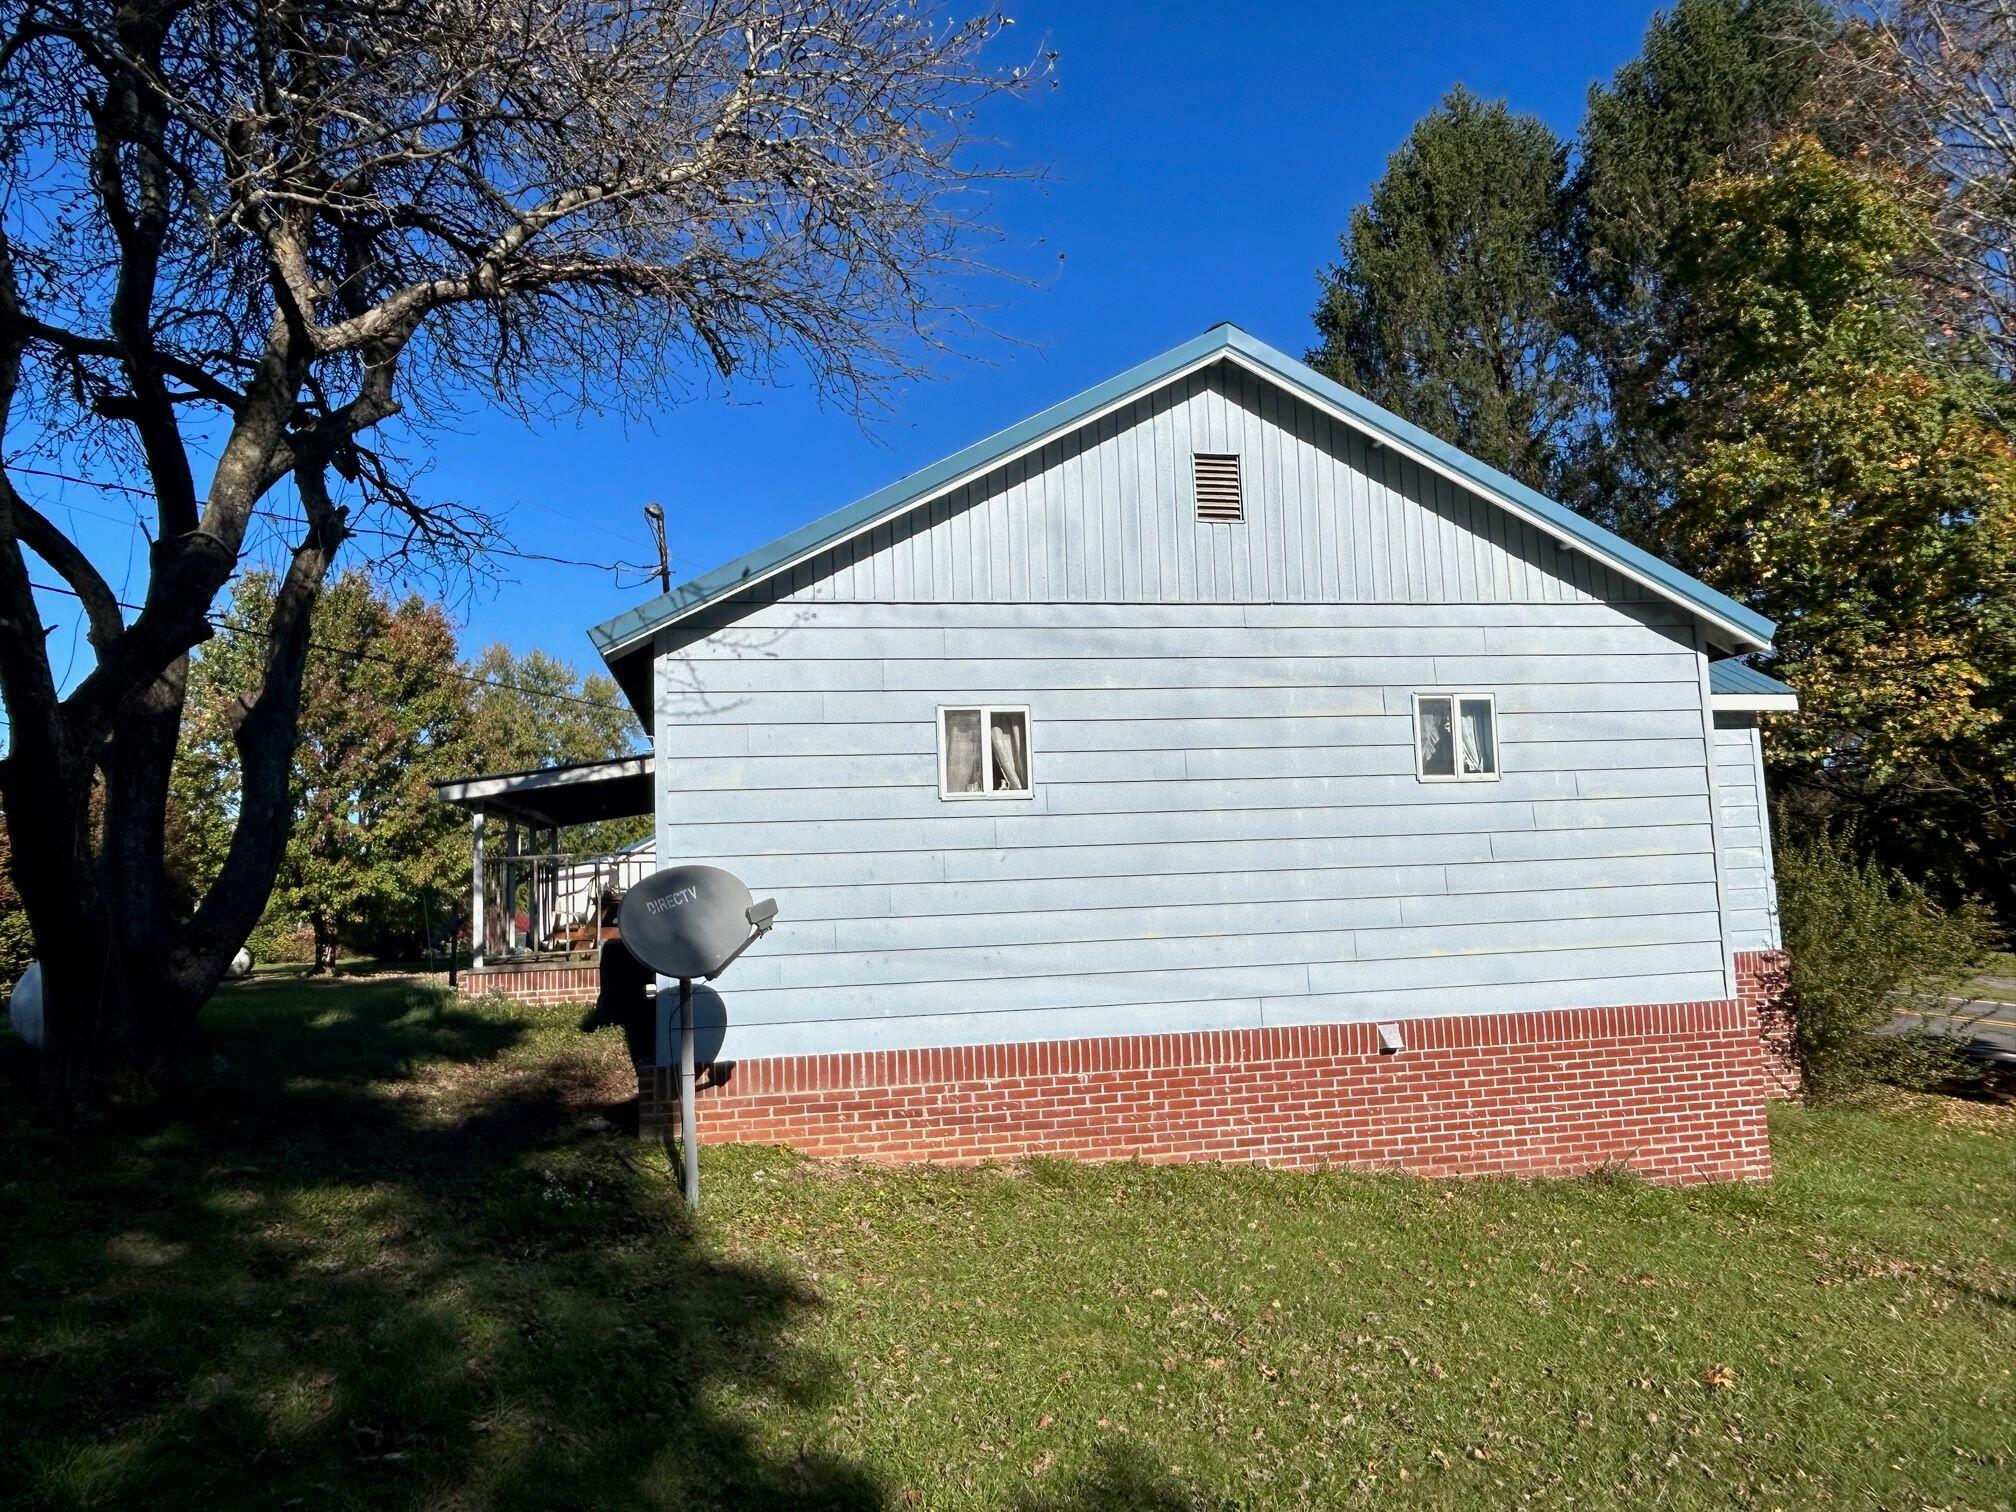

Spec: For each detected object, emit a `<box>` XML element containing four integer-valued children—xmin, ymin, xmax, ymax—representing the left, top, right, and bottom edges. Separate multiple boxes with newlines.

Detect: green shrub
<box><xmin>0</xmin><ymin>904</ymin><xmax>34</xmax><ymax>986</ymax></box>
<box><xmin>1776</xmin><ymin>826</ymin><xmax>1995</xmax><ymax>1099</ymax></box>
<box><xmin>246</xmin><ymin>918</ymin><xmax>316</xmax><ymax>966</ymax></box>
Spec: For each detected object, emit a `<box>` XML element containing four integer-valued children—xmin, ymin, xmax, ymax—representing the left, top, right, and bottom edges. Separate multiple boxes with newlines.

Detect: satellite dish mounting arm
<box><xmin>704</xmin><ymin>898</ymin><xmax>778</xmax><ymax>981</ymax></box>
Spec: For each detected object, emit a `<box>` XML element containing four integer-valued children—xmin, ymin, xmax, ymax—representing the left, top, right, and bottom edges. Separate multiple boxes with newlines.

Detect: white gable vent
<box><xmin>1193</xmin><ymin>452</ymin><xmax>1244</xmax><ymax>523</ymax></box>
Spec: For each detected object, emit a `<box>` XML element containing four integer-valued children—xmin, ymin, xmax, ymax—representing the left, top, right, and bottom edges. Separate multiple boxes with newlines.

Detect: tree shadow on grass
<box><xmin>0</xmin><ymin>978</ymin><xmax>879</xmax><ymax>1509</ymax></box>
<box><xmin>1007</xmin><ymin>1443</ymin><xmax>1237</xmax><ymax>1512</ymax></box>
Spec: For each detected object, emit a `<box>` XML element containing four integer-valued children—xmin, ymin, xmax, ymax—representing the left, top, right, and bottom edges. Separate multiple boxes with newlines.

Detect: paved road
<box><xmin>1895</xmin><ymin>1000</ymin><xmax>2016</xmax><ymax>1066</ymax></box>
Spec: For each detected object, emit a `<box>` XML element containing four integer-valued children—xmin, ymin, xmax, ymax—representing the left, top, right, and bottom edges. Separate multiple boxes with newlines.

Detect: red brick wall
<box><xmin>459</xmin><ymin>960</ymin><xmax>600</xmax><ymax>1007</ymax></box>
<box><xmin>664</xmin><ymin>998</ymin><xmax>1776</xmax><ymax>1186</ymax></box>
<box><xmin>1736</xmin><ymin>949</ymin><xmax>1800</xmax><ymax>1098</ymax></box>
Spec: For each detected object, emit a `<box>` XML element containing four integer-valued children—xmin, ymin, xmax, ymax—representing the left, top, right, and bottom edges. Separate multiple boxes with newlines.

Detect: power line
<box><xmin>6</xmin><ymin>463</ymin><xmax>666</xmax><ymax>579</ymax></box>
<box><xmin>24</xmin><ymin>576</ymin><xmax>637</xmax><ymax>715</ymax></box>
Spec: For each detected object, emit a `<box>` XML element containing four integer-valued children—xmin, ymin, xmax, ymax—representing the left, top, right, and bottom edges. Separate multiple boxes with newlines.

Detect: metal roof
<box><xmin>1710</xmin><ymin>659</ymin><xmax>1794</xmax><ymax>697</ymax></box>
<box><xmin>1709</xmin><ymin>658</ymin><xmax>1798</xmax><ymax>710</ymax></box>
<box><xmin>432</xmin><ymin>753</ymin><xmax>655</xmax><ymax>827</ymax></box>
<box><xmin>589</xmin><ymin>324</ymin><xmax>1775</xmax><ymax>686</ymax></box>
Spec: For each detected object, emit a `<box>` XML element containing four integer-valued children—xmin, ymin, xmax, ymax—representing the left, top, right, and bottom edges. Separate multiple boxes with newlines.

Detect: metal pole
<box><xmin>644</xmin><ymin>502</ymin><xmax>671</xmax><ymax>594</ymax></box>
<box><xmin>679</xmin><ymin>976</ymin><xmax>698</xmax><ymax>1209</ymax></box>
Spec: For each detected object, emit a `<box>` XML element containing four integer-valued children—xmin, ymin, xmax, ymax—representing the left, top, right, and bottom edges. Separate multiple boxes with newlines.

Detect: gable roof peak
<box><xmin>589</xmin><ymin>325</ymin><xmax>1773</xmax><ymax>694</ymax></box>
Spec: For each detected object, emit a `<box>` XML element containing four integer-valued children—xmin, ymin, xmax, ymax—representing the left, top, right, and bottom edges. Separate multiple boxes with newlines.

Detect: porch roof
<box><xmin>432</xmin><ymin>753</ymin><xmax>655</xmax><ymax>828</ymax></box>
<box><xmin>1708</xmin><ymin>659</ymin><xmax>1799</xmax><ymax>712</ymax></box>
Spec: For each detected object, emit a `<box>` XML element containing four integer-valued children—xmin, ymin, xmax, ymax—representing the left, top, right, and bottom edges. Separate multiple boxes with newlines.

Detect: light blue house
<box><xmin>585</xmin><ymin>325</ymin><xmax>1799</xmax><ymax>1178</ymax></box>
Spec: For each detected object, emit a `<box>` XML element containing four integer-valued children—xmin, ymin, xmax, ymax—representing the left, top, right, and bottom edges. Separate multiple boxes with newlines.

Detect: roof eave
<box><xmin>587</xmin><ymin>327</ymin><xmax>1242</xmax><ymax>663</ymax></box>
<box><xmin>1214</xmin><ymin>330</ymin><xmax>1774</xmax><ymax>653</ymax></box>
<box><xmin>432</xmin><ymin>752</ymin><xmax>655</xmax><ymax>806</ymax></box>
<box><xmin>1710</xmin><ymin>693</ymin><xmax>1800</xmax><ymax>713</ymax></box>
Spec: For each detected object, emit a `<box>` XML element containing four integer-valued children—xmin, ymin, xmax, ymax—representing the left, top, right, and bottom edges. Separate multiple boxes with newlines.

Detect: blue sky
<box><xmin>24</xmin><ymin>0</ymin><xmax>1664</xmax><ymax>699</ymax></box>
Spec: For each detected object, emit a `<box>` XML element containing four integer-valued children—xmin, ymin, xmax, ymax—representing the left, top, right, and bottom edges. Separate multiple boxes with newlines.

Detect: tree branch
<box><xmin>9</xmin><ymin>311</ymin><xmax>248</xmax><ymax>411</ymax></box>
<box><xmin>184</xmin><ymin>466</ymin><xmax>348</xmax><ymax>965</ymax></box>
<box><xmin>0</xmin><ymin>232</ymin><xmax>65</xmax><ymax>745</ymax></box>
<box><xmin>86</xmin><ymin>17</ymin><xmax>200</xmax><ymax>536</ymax></box>
<box><xmin>0</xmin><ymin>482</ymin><xmax>123</xmax><ymax>649</ymax></box>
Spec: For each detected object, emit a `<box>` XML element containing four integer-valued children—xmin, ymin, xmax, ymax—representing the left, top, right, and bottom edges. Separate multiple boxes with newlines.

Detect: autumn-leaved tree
<box><xmin>172</xmin><ymin>587</ymin><xmax>650</xmax><ymax>970</ymax></box>
<box><xmin>460</xmin><ymin>645</ymin><xmax>647</xmax><ymax>857</ymax></box>
<box><xmin>176</xmin><ymin>572</ymin><xmax>466</xmax><ymax>969</ymax></box>
<box><xmin>0</xmin><ymin>808</ymin><xmax>34</xmax><ymax>985</ymax></box>
<box><xmin>1832</xmin><ymin>0</ymin><xmax>2016</xmax><ymax>374</ymax></box>
<box><xmin>1659</xmin><ymin>137</ymin><xmax>2016</xmax><ymax>902</ymax></box>
<box><xmin>0</xmin><ymin>0</ymin><xmax>1036</xmax><ymax>1096</ymax></box>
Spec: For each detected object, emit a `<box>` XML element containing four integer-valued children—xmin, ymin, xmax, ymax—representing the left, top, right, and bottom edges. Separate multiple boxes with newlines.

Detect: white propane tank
<box><xmin>225</xmin><ymin>948</ymin><xmax>253</xmax><ymax>980</ymax></box>
<box><xmin>7</xmin><ymin>961</ymin><xmax>44</xmax><ymax>1049</ymax></box>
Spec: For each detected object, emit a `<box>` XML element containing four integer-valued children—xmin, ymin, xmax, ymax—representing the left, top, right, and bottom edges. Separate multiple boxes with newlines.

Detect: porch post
<box><xmin>470</xmin><ymin>807</ymin><xmax>487</xmax><ymax>969</ymax></box>
<box><xmin>528</xmin><ymin>827</ymin><xmax>543</xmax><ymax>953</ymax></box>
<box><xmin>503</xmin><ymin>818</ymin><xmax>519</xmax><ymax>953</ymax></box>
<box><xmin>534</xmin><ymin>825</ymin><xmax>555</xmax><ymax>951</ymax></box>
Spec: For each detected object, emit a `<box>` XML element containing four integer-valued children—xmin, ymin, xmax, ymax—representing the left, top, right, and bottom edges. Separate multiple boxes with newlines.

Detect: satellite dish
<box><xmin>618</xmin><ymin>865</ymin><xmax>773</xmax><ymax>981</ymax></box>
<box><xmin>8</xmin><ymin>962</ymin><xmax>43</xmax><ymax>1050</ymax></box>
<box><xmin>591</xmin><ymin>938</ymin><xmax>724</xmax><ymax>1069</ymax></box>
<box><xmin>674</xmin><ymin>984</ymin><xmax>729</xmax><ymax>1070</ymax></box>
<box><xmin>616</xmin><ymin>865</ymin><xmax>776</xmax><ymax>1210</ymax></box>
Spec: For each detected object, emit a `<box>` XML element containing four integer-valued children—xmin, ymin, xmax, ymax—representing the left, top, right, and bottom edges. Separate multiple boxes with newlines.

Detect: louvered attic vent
<box><xmin>1193</xmin><ymin>453</ymin><xmax>1244</xmax><ymax>523</ymax></box>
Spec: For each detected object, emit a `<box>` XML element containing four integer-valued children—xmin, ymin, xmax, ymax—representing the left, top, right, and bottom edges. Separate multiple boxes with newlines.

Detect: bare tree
<box><xmin>0</xmin><ymin>0</ymin><xmax>1040</xmax><ymax>1099</ymax></box>
<box><xmin>1834</xmin><ymin>2</ymin><xmax>2016</xmax><ymax>368</ymax></box>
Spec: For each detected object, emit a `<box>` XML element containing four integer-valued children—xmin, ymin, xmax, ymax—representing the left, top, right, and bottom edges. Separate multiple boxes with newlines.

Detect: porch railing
<box><xmin>478</xmin><ymin>847</ymin><xmax>656</xmax><ymax>962</ymax></box>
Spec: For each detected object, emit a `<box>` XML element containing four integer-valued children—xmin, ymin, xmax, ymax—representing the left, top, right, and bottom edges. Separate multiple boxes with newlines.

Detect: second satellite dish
<box><xmin>617</xmin><ymin>864</ymin><xmax>777</xmax><ymax>980</ymax></box>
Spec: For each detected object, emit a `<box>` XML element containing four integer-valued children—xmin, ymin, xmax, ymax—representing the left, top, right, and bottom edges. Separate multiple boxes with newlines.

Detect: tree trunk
<box><xmin>16</xmin><ymin>747</ymin><xmax>206</xmax><ymax>1105</ymax></box>
<box><xmin>15</xmin><ymin>678</ymin><xmax>268</xmax><ymax>1102</ymax></box>
<box><xmin>310</xmin><ymin>919</ymin><xmax>336</xmax><ymax>976</ymax></box>
<box><xmin>0</xmin><ymin>483</ymin><xmax>343</xmax><ymax>1106</ymax></box>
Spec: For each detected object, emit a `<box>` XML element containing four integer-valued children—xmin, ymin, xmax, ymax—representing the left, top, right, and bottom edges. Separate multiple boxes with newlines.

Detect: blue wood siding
<box><xmin>651</xmin><ymin>366</ymin><xmax>1734</xmax><ymax>1059</ymax></box>
<box><xmin>728</xmin><ymin>363</ymin><xmax>1637</xmax><ymax>610</ymax></box>
<box><xmin>1712</xmin><ymin>714</ymin><xmax>1781</xmax><ymax>951</ymax></box>
<box><xmin>655</xmin><ymin>604</ymin><xmax>1726</xmax><ymax>1058</ymax></box>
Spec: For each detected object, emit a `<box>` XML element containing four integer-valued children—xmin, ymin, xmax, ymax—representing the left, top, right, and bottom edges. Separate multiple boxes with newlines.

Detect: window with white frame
<box><xmin>939</xmin><ymin>706</ymin><xmax>1032</xmax><ymax>798</ymax></box>
<box><xmin>1414</xmin><ymin>693</ymin><xmax>1498</xmax><ymax>781</ymax></box>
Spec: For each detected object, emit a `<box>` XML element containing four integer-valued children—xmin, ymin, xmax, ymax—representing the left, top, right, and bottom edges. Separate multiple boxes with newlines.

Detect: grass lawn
<box><xmin>1956</xmin><ymin>952</ymin><xmax>2016</xmax><ymax>1006</ymax></box>
<box><xmin>2</xmin><ymin>979</ymin><xmax>2012</xmax><ymax>1509</ymax></box>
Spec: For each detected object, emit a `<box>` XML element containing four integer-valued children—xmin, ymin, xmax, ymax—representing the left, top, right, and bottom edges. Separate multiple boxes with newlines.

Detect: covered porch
<box><xmin>433</xmin><ymin>754</ymin><xmax>655</xmax><ymax>1001</ymax></box>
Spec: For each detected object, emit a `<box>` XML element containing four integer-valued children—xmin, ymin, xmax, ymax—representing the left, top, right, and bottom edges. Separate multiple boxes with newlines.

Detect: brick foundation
<box><xmin>640</xmin><ymin>1062</ymin><xmax>675</xmax><ymax>1138</ymax></box>
<box><xmin>459</xmin><ymin>959</ymin><xmax>599</xmax><ymax>1006</ymax></box>
<box><xmin>647</xmin><ymin>997</ymin><xmax>1778</xmax><ymax>1186</ymax></box>
<box><xmin>1736</xmin><ymin>949</ymin><xmax>1800</xmax><ymax>1098</ymax></box>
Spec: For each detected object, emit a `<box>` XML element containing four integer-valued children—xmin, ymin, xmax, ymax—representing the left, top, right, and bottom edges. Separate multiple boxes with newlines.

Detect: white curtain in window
<box><xmin>1459</xmin><ymin>698</ymin><xmax>1495</xmax><ymax>774</ymax></box>
<box><xmin>945</xmin><ymin>710</ymin><xmax>983</xmax><ymax>793</ymax></box>
<box><xmin>1418</xmin><ymin>697</ymin><xmax>1455</xmax><ymax>777</ymax></box>
<box><xmin>989</xmin><ymin>712</ymin><xmax>1028</xmax><ymax>790</ymax></box>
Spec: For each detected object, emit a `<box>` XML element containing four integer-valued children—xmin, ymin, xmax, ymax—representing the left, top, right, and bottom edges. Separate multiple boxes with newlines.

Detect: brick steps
<box><xmin>459</xmin><ymin>960</ymin><xmax>600</xmax><ymax>1006</ymax></box>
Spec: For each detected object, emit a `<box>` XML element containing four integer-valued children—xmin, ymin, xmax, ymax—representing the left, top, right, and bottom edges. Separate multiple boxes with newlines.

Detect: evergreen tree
<box><xmin>1309</xmin><ymin>87</ymin><xmax>1585</xmax><ymax>492</ymax></box>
